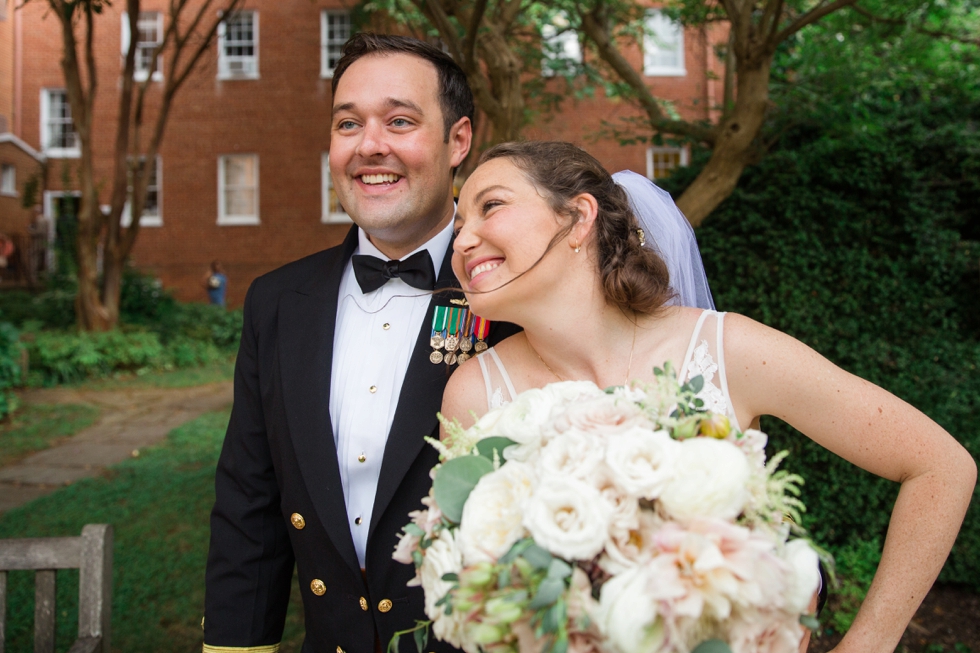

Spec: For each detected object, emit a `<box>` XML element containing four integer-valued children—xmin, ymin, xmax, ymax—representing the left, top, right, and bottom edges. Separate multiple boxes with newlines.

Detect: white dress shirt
<box><xmin>330</xmin><ymin>221</ymin><xmax>453</xmax><ymax>568</ymax></box>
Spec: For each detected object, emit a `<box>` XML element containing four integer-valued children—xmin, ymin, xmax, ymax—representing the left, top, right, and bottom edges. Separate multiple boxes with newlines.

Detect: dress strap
<box><xmin>714</xmin><ymin>313</ymin><xmax>741</xmax><ymax>433</ymax></box>
<box><xmin>680</xmin><ymin>309</ymin><xmax>712</xmax><ymax>380</ymax></box>
<box><xmin>477</xmin><ymin>352</ymin><xmax>495</xmax><ymax>412</ymax></box>
<box><xmin>488</xmin><ymin>348</ymin><xmax>518</xmax><ymax>400</ymax></box>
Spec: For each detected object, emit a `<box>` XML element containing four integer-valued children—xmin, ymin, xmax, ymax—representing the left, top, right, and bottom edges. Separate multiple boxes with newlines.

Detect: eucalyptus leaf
<box><xmin>691</xmin><ymin>639</ymin><xmax>732</xmax><ymax>653</ymax></box>
<box><xmin>433</xmin><ymin>455</ymin><xmax>494</xmax><ymax>523</ymax></box>
<box><xmin>403</xmin><ymin>522</ymin><xmax>425</xmax><ymax>537</ymax></box>
<box><xmin>441</xmin><ymin>572</ymin><xmax>459</xmax><ymax>582</ymax></box>
<box><xmin>552</xmin><ymin>632</ymin><xmax>569</xmax><ymax>653</ymax></box>
<box><xmin>546</xmin><ymin>558</ymin><xmax>573</xmax><ymax>580</ymax></box>
<box><xmin>800</xmin><ymin>614</ymin><xmax>820</xmax><ymax>630</ymax></box>
<box><xmin>475</xmin><ymin>436</ymin><xmax>516</xmax><ymax>461</ymax></box>
<box><xmin>687</xmin><ymin>374</ymin><xmax>705</xmax><ymax>393</ymax></box>
<box><xmin>530</xmin><ymin>577</ymin><xmax>565</xmax><ymax>609</ymax></box>
<box><xmin>500</xmin><ymin>538</ymin><xmax>532</xmax><ymax>564</ymax></box>
<box><xmin>523</xmin><ymin>543</ymin><xmax>553</xmax><ymax>570</ymax></box>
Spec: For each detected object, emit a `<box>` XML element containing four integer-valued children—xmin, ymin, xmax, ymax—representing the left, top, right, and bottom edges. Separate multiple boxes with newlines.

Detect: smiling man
<box><xmin>203</xmin><ymin>34</ymin><xmax>514</xmax><ymax>653</ymax></box>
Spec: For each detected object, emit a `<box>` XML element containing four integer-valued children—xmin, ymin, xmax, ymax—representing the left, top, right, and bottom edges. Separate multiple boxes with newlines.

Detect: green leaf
<box><xmin>552</xmin><ymin>632</ymin><xmax>569</xmax><ymax>653</ymax></box>
<box><xmin>499</xmin><ymin>538</ymin><xmax>532</xmax><ymax>564</ymax></box>
<box><xmin>441</xmin><ymin>572</ymin><xmax>459</xmax><ymax>582</ymax></box>
<box><xmin>433</xmin><ymin>455</ymin><xmax>494</xmax><ymax>523</ymax></box>
<box><xmin>691</xmin><ymin>640</ymin><xmax>732</xmax><ymax>653</ymax></box>
<box><xmin>546</xmin><ymin>558</ymin><xmax>573</xmax><ymax>580</ymax></box>
<box><xmin>686</xmin><ymin>375</ymin><xmax>705</xmax><ymax>393</ymax></box>
<box><xmin>523</xmin><ymin>543</ymin><xmax>554</xmax><ymax>570</ymax></box>
<box><xmin>800</xmin><ymin>614</ymin><xmax>820</xmax><ymax>630</ymax></box>
<box><xmin>403</xmin><ymin>522</ymin><xmax>425</xmax><ymax>537</ymax></box>
<box><xmin>475</xmin><ymin>436</ymin><xmax>516</xmax><ymax>461</ymax></box>
<box><xmin>413</xmin><ymin>624</ymin><xmax>428</xmax><ymax>653</ymax></box>
<box><xmin>529</xmin><ymin>577</ymin><xmax>565</xmax><ymax>609</ymax></box>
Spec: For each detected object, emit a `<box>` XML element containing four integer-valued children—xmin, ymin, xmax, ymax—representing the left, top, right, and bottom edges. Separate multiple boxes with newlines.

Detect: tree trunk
<box><xmin>675</xmin><ymin>55</ymin><xmax>773</xmax><ymax>227</ymax></box>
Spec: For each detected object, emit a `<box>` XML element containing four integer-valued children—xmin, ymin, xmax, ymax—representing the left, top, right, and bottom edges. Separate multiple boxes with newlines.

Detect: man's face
<box><xmin>330</xmin><ymin>53</ymin><xmax>471</xmax><ymax>259</ymax></box>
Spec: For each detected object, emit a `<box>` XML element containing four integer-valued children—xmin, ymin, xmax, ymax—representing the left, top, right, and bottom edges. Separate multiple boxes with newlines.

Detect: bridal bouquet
<box><xmin>392</xmin><ymin>366</ymin><xmax>823</xmax><ymax>653</ymax></box>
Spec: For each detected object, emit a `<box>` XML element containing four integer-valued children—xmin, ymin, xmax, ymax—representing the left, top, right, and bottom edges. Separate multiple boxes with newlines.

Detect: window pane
<box><xmin>323</xmin><ymin>12</ymin><xmax>351</xmax><ymax>73</ymax></box>
<box><xmin>224</xmin><ymin>156</ymin><xmax>255</xmax><ymax>187</ymax></box>
<box><xmin>644</xmin><ymin>12</ymin><xmax>684</xmax><ymax>72</ymax></box>
<box><xmin>226</xmin><ymin>188</ymin><xmax>256</xmax><ymax>216</ymax></box>
<box><xmin>1</xmin><ymin>165</ymin><xmax>15</xmax><ymax>194</ymax></box>
<box><xmin>46</xmin><ymin>90</ymin><xmax>78</xmax><ymax>150</ymax></box>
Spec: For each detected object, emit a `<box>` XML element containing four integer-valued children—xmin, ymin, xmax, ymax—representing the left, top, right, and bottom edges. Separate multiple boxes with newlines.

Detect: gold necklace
<box><xmin>527</xmin><ymin>320</ymin><xmax>638</xmax><ymax>385</ymax></box>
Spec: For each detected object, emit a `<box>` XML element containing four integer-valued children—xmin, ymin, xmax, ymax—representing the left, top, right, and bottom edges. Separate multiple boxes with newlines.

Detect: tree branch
<box><xmin>463</xmin><ymin>0</ymin><xmax>488</xmax><ymax>70</ymax></box>
<box><xmin>773</xmin><ymin>0</ymin><xmax>858</xmax><ymax>44</ymax></box>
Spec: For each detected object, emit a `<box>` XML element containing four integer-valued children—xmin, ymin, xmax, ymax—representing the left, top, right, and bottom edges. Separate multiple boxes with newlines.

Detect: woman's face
<box><xmin>453</xmin><ymin>157</ymin><xmax>570</xmax><ymax>318</ymax></box>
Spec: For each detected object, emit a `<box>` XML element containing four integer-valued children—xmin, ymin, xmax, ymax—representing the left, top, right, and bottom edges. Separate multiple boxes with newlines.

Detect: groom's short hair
<box><xmin>331</xmin><ymin>33</ymin><xmax>475</xmax><ymax>142</ymax></box>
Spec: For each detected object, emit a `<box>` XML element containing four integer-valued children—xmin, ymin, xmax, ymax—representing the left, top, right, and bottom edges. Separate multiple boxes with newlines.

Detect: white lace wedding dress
<box><xmin>475</xmin><ymin>310</ymin><xmax>742</xmax><ymax>432</ymax></box>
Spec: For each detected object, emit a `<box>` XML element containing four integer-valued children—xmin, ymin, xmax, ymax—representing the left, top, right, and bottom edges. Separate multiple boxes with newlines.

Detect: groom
<box><xmin>204</xmin><ymin>34</ymin><xmax>513</xmax><ymax>653</ymax></box>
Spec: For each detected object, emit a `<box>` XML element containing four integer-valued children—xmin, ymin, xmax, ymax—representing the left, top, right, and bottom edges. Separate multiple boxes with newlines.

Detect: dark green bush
<box><xmin>661</xmin><ymin>87</ymin><xmax>980</xmax><ymax>589</ymax></box>
<box><xmin>0</xmin><ymin>319</ymin><xmax>22</xmax><ymax>419</ymax></box>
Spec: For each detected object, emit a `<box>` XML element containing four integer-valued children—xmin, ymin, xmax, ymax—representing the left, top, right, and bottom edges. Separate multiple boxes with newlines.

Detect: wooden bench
<box><xmin>0</xmin><ymin>524</ymin><xmax>112</xmax><ymax>653</ymax></box>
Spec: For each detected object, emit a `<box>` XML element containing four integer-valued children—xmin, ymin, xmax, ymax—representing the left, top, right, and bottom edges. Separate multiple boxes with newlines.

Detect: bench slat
<box><xmin>34</xmin><ymin>570</ymin><xmax>56</xmax><ymax>653</ymax></box>
<box><xmin>66</xmin><ymin>636</ymin><xmax>102</xmax><ymax>653</ymax></box>
<box><xmin>0</xmin><ymin>538</ymin><xmax>82</xmax><ymax>571</ymax></box>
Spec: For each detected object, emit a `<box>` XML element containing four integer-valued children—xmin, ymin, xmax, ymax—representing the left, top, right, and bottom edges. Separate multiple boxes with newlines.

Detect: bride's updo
<box><xmin>478</xmin><ymin>141</ymin><xmax>674</xmax><ymax>315</ymax></box>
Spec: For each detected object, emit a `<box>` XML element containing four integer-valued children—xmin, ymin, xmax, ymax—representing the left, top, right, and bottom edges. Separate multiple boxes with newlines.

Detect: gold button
<box><xmin>310</xmin><ymin>579</ymin><xmax>326</xmax><ymax>596</ymax></box>
<box><xmin>357</xmin><ymin>454</ymin><xmax>366</xmax><ymax>463</ymax></box>
<box><xmin>336</xmin><ymin>648</ymin><xmax>345</xmax><ymax>653</ymax></box>
<box><xmin>354</xmin><ymin>517</ymin><xmax>362</xmax><ymax>525</ymax></box>
<box><xmin>359</xmin><ymin>596</ymin><xmax>368</xmax><ymax>611</ymax></box>
<box><xmin>369</xmin><ymin>385</ymin><xmax>377</xmax><ymax>393</ymax></box>
<box><xmin>383</xmin><ymin>323</ymin><xmax>390</xmax><ymax>330</ymax></box>
<box><xmin>378</xmin><ymin>598</ymin><xmax>393</xmax><ymax>612</ymax></box>
<box><xmin>290</xmin><ymin>513</ymin><xmax>306</xmax><ymax>530</ymax></box>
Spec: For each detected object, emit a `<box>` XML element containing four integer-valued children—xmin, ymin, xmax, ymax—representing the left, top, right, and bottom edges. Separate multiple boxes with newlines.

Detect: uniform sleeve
<box><xmin>204</xmin><ymin>282</ymin><xmax>295</xmax><ymax>650</ymax></box>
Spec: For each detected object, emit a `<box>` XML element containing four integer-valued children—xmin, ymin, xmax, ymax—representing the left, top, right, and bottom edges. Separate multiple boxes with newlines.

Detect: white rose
<box><xmin>537</xmin><ymin>431</ymin><xmax>606</xmax><ymax>481</ymax></box>
<box><xmin>783</xmin><ymin>539</ymin><xmax>821</xmax><ymax>614</ymax></box>
<box><xmin>658</xmin><ymin>437</ymin><xmax>751</xmax><ymax>522</ymax></box>
<box><xmin>605</xmin><ymin>427</ymin><xmax>680</xmax><ymax>499</ymax></box>
<box><xmin>523</xmin><ymin>476</ymin><xmax>611</xmax><ymax>561</ymax></box>
<box><xmin>542</xmin><ymin>380</ymin><xmax>603</xmax><ymax>404</ymax></box>
<box><xmin>457</xmin><ymin>462</ymin><xmax>535</xmax><ymax>565</ymax></box>
<box><xmin>552</xmin><ymin>393</ymin><xmax>652</xmax><ymax>436</ymax></box>
<box><xmin>596</xmin><ymin>566</ymin><xmax>666</xmax><ymax>653</ymax></box>
<box><xmin>419</xmin><ymin>529</ymin><xmax>463</xmax><ymax>621</ymax></box>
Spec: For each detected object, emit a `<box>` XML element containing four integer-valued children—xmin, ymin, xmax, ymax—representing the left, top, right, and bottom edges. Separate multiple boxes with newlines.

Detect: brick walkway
<box><xmin>0</xmin><ymin>381</ymin><xmax>233</xmax><ymax>514</ymax></box>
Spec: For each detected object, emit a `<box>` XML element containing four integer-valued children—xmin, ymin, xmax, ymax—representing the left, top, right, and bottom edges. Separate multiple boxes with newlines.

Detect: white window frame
<box><xmin>0</xmin><ymin>164</ymin><xmax>15</xmax><ymax>196</ymax></box>
<box><xmin>218</xmin><ymin>154</ymin><xmax>260</xmax><ymax>225</ymax></box>
<box><xmin>121</xmin><ymin>11</ymin><xmax>164</xmax><ymax>82</ymax></box>
<box><xmin>643</xmin><ymin>10</ymin><xmax>686</xmax><ymax>77</ymax></box>
<box><xmin>121</xmin><ymin>155</ymin><xmax>163</xmax><ymax>227</ymax></box>
<box><xmin>541</xmin><ymin>12</ymin><xmax>581</xmax><ymax>78</ymax></box>
<box><xmin>321</xmin><ymin>152</ymin><xmax>351</xmax><ymax>223</ymax></box>
<box><xmin>646</xmin><ymin>145</ymin><xmax>689</xmax><ymax>180</ymax></box>
<box><xmin>40</xmin><ymin>89</ymin><xmax>80</xmax><ymax>158</ymax></box>
<box><xmin>320</xmin><ymin>10</ymin><xmax>351</xmax><ymax>78</ymax></box>
<box><xmin>218</xmin><ymin>10</ymin><xmax>259</xmax><ymax>80</ymax></box>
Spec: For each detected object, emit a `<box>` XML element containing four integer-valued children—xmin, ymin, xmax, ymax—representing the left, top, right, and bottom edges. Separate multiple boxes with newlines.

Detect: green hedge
<box><xmin>0</xmin><ymin>320</ymin><xmax>22</xmax><ymax>419</ymax></box>
<box><xmin>660</xmin><ymin>88</ymin><xmax>980</xmax><ymax>590</ymax></box>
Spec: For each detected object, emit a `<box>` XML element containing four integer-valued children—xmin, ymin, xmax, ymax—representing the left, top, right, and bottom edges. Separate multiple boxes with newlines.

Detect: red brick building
<box><xmin>0</xmin><ymin>0</ymin><xmax>725</xmax><ymax>305</ymax></box>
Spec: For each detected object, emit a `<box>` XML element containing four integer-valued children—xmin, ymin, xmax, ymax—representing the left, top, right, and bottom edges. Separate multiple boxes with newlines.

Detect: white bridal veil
<box><xmin>612</xmin><ymin>170</ymin><xmax>715</xmax><ymax>310</ymax></box>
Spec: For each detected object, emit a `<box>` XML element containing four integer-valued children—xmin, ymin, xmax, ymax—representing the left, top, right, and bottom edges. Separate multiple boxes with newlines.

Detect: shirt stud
<box><xmin>383</xmin><ymin>323</ymin><xmax>390</xmax><ymax>330</ymax></box>
<box><xmin>354</xmin><ymin>517</ymin><xmax>362</xmax><ymax>525</ymax></box>
<box><xmin>369</xmin><ymin>385</ymin><xmax>377</xmax><ymax>393</ymax></box>
<box><xmin>357</xmin><ymin>453</ymin><xmax>366</xmax><ymax>463</ymax></box>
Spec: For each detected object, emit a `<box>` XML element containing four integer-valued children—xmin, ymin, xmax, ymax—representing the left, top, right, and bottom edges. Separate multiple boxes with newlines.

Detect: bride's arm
<box><xmin>440</xmin><ymin>357</ymin><xmax>491</xmax><ymax>438</ymax></box>
<box><xmin>723</xmin><ymin>313</ymin><xmax>976</xmax><ymax>653</ymax></box>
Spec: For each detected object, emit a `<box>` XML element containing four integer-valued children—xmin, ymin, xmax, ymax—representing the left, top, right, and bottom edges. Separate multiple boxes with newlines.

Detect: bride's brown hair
<box><xmin>478</xmin><ymin>141</ymin><xmax>675</xmax><ymax>315</ymax></box>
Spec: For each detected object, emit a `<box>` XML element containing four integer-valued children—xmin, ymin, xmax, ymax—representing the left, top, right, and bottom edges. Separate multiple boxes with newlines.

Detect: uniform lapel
<box><xmin>369</xmin><ymin>240</ymin><xmax>461</xmax><ymax>538</ymax></box>
<box><xmin>279</xmin><ymin>227</ymin><xmax>362</xmax><ymax>576</ymax></box>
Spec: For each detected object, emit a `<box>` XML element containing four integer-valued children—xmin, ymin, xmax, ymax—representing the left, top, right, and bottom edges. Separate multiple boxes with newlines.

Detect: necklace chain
<box><xmin>528</xmin><ymin>320</ymin><xmax>638</xmax><ymax>386</ymax></box>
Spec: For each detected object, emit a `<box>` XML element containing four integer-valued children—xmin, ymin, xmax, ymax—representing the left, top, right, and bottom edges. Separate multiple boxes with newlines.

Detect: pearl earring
<box><xmin>573</xmin><ymin>243</ymin><xmax>581</xmax><ymax>253</ymax></box>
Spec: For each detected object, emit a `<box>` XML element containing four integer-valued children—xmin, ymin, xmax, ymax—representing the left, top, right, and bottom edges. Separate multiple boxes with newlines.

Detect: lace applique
<box><xmin>490</xmin><ymin>387</ymin><xmax>506</xmax><ymax>410</ymax></box>
<box><xmin>685</xmin><ymin>339</ymin><xmax>728</xmax><ymax>415</ymax></box>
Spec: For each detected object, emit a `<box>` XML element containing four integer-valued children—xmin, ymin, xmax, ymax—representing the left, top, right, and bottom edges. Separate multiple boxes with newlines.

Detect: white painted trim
<box><xmin>121</xmin><ymin>11</ymin><xmax>164</xmax><ymax>82</ymax></box>
<box><xmin>0</xmin><ymin>132</ymin><xmax>46</xmax><ymax>162</ymax></box>
<box><xmin>320</xmin><ymin>10</ymin><xmax>351</xmax><ymax>79</ymax></box>
<box><xmin>218</xmin><ymin>10</ymin><xmax>260</xmax><ymax>80</ymax></box>
<box><xmin>40</xmin><ymin>88</ymin><xmax>80</xmax><ymax>158</ymax></box>
<box><xmin>121</xmin><ymin>155</ymin><xmax>163</xmax><ymax>227</ymax></box>
<box><xmin>646</xmin><ymin>145</ymin><xmax>689</xmax><ymax>180</ymax></box>
<box><xmin>218</xmin><ymin>154</ymin><xmax>260</xmax><ymax>225</ymax></box>
<box><xmin>321</xmin><ymin>152</ymin><xmax>351</xmax><ymax>223</ymax></box>
<box><xmin>643</xmin><ymin>10</ymin><xmax>687</xmax><ymax>78</ymax></box>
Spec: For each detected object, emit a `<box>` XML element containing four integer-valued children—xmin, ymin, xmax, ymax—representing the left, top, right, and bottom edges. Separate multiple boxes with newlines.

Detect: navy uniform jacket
<box><xmin>204</xmin><ymin>226</ymin><xmax>518</xmax><ymax>653</ymax></box>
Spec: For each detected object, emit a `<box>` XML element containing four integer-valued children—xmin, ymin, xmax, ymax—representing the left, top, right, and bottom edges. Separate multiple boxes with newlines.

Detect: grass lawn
<box><xmin>0</xmin><ymin>409</ymin><xmax>305</xmax><ymax>653</ymax></box>
<box><xmin>0</xmin><ymin>403</ymin><xmax>100</xmax><ymax>467</ymax></box>
<box><xmin>66</xmin><ymin>358</ymin><xmax>236</xmax><ymax>391</ymax></box>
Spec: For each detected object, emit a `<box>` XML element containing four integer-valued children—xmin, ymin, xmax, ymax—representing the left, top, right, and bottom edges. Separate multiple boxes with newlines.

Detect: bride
<box><xmin>441</xmin><ymin>141</ymin><xmax>976</xmax><ymax>652</ymax></box>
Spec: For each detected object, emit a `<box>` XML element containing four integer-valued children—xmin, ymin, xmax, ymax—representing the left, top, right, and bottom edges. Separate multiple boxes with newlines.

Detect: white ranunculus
<box><xmin>457</xmin><ymin>462</ymin><xmax>535</xmax><ymax>565</ymax></box>
<box><xmin>605</xmin><ymin>427</ymin><xmax>681</xmax><ymax>499</ymax></box>
<box><xmin>596</xmin><ymin>566</ymin><xmax>666</xmax><ymax>653</ymax></box>
<box><xmin>783</xmin><ymin>539</ymin><xmax>821</xmax><ymax>614</ymax></box>
<box><xmin>537</xmin><ymin>430</ymin><xmax>606</xmax><ymax>481</ymax></box>
<box><xmin>523</xmin><ymin>476</ymin><xmax>611</xmax><ymax>561</ymax></box>
<box><xmin>658</xmin><ymin>437</ymin><xmax>751</xmax><ymax>522</ymax></box>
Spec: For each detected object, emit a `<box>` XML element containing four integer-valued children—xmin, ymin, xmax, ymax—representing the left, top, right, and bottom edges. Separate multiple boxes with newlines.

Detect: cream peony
<box><xmin>783</xmin><ymin>539</ymin><xmax>821</xmax><ymax>614</ymax></box>
<box><xmin>596</xmin><ymin>565</ymin><xmax>666</xmax><ymax>653</ymax></box>
<box><xmin>456</xmin><ymin>462</ymin><xmax>535</xmax><ymax>565</ymax></box>
<box><xmin>552</xmin><ymin>393</ymin><xmax>654</xmax><ymax>437</ymax></box>
<box><xmin>537</xmin><ymin>431</ymin><xmax>606</xmax><ymax>481</ymax></box>
<box><xmin>605</xmin><ymin>427</ymin><xmax>681</xmax><ymax>499</ymax></box>
<box><xmin>659</xmin><ymin>437</ymin><xmax>751</xmax><ymax>522</ymax></box>
<box><xmin>523</xmin><ymin>476</ymin><xmax>611</xmax><ymax>561</ymax></box>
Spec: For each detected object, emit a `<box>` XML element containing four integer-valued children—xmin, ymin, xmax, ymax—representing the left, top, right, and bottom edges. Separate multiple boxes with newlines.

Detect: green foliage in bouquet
<box><xmin>659</xmin><ymin>83</ymin><xmax>980</xmax><ymax>589</ymax></box>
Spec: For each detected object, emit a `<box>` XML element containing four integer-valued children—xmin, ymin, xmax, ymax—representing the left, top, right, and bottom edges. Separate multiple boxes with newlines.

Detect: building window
<box><xmin>646</xmin><ymin>146</ymin><xmax>689</xmax><ymax>180</ymax></box>
<box><xmin>40</xmin><ymin>89</ymin><xmax>80</xmax><ymax>157</ymax></box>
<box><xmin>321</xmin><ymin>153</ymin><xmax>350</xmax><ymax>223</ymax></box>
<box><xmin>121</xmin><ymin>12</ymin><xmax>164</xmax><ymax>82</ymax></box>
<box><xmin>218</xmin><ymin>11</ymin><xmax>259</xmax><ymax>79</ymax></box>
<box><xmin>321</xmin><ymin>11</ymin><xmax>351</xmax><ymax>78</ymax></box>
<box><xmin>121</xmin><ymin>156</ymin><xmax>162</xmax><ymax>227</ymax></box>
<box><xmin>0</xmin><ymin>164</ymin><xmax>15</xmax><ymax>196</ymax></box>
<box><xmin>541</xmin><ymin>12</ymin><xmax>581</xmax><ymax>78</ymax></box>
<box><xmin>218</xmin><ymin>155</ymin><xmax>259</xmax><ymax>225</ymax></box>
<box><xmin>643</xmin><ymin>10</ymin><xmax>686</xmax><ymax>77</ymax></box>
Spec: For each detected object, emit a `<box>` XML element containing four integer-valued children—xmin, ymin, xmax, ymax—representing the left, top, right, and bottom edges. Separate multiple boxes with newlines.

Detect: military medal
<box><xmin>430</xmin><ymin>306</ymin><xmax>449</xmax><ymax>364</ymax></box>
<box><xmin>459</xmin><ymin>310</ymin><xmax>474</xmax><ymax>353</ymax></box>
<box><xmin>445</xmin><ymin>307</ymin><xmax>462</xmax><ymax>352</ymax></box>
<box><xmin>473</xmin><ymin>315</ymin><xmax>490</xmax><ymax>353</ymax></box>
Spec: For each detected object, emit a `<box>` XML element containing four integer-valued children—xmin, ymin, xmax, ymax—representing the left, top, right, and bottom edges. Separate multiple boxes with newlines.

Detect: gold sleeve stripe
<box><xmin>203</xmin><ymin>645</ymin><xmax>280</xmax><ymax>653</ymax></box>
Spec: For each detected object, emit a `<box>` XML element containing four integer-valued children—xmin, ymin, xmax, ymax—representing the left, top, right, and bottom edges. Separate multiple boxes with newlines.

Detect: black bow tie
<box><xmin>352</xmin><ymin>250</ymin><xmax>436</xmax><ymax>294</ymax></box>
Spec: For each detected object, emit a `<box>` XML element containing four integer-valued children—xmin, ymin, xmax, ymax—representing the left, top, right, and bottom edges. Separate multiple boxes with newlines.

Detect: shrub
<box><xmin>0</xmin><ymin>320</ymin><xmax>22</xmax><ymax>419</ymax></box>
<box><xmin>660</xmin><ymin>87</ymin><xmax>980</xmax><ymax>589</ymax></box>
